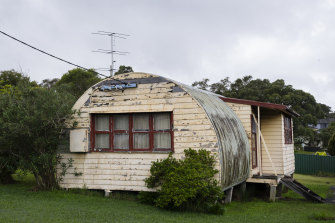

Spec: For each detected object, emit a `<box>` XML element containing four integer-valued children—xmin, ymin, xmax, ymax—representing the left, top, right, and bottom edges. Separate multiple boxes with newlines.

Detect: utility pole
<box><xmin>92</xmin><ymin>31</ymin><xmax>129</xmax><ymax>76</ymax></box>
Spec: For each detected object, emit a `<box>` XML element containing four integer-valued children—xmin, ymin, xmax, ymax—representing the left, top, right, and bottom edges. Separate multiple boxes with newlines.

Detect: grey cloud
<box><xmin>1</xmin><ymin>0</ymin><xmax>335</xmax><ymax>109</ymax></box>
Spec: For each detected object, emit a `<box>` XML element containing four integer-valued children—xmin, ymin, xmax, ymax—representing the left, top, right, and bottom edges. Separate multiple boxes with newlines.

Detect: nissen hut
<box><xmin>58</xmin><ymin>72</ymin><xmax>297</xmax><ymax>201</ymax></box>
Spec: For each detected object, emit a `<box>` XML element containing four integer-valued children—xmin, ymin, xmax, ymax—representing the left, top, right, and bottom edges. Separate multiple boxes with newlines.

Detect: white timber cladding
<box><xmin>226</xmin><ymin>103</ymin><xmax>295</xmax><ymax>176</ymax></box>
<box><xmin>58</xmin><ymin>73</ymin><xmax>219</xmax><ymax>191</ymax></box>
<box><xmin>283</xmin><ymin>117</ymin><xmax>295</xmax><ymax>175</ymax></box>
<box><xmin>260</xmin><ymin>110</ymin><xmax>284</xmax><ymax>174</ymax></box>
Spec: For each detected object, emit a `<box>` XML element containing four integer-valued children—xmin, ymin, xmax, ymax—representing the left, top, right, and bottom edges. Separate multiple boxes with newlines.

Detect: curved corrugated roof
<box><xmin>75</xmin><ymin>72</ymin><xmax>250</xmax><ymax>190</ymax></box>
<box><xmin>177</xmin><ymin>83</ymin><xmax>250</xmax><ymax>190</ymax></box>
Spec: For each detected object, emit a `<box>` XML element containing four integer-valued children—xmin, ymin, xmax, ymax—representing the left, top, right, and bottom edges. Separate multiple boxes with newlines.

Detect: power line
<box><xmin>0</xmin><ymin>30</ymin><xmax>126</xmax><ymax>84</ymax></box>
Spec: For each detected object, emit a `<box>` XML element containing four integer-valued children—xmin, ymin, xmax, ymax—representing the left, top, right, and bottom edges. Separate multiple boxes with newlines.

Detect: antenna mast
<box><xmin>92</xmin><ymin>31</ymin><xmax>130</xmax><ymax>76</ymax></box>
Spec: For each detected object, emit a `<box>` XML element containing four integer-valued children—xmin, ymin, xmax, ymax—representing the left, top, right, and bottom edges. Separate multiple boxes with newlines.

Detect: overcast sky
<box><xmin>1</xmin><ymin>0</ymin><xmax>335</xmax><ymax>110</ymax></box>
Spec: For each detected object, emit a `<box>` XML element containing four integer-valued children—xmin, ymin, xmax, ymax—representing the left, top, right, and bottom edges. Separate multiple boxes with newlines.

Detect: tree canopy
<box><xmin>114</xmin><ymin>65</ymin><xmax>134</xmax><ymax>75</ymax></box>
<box><xmin>56</xmin><ymin>68</ymin><xmax>101</xmax><ymax>99</ymax></box>
<box><xmin>0</xmin><ymin>76</ymin><xmax>75</xmax><ymax>188</ymax></box>
<box><xmin>193</xmin><ymin>76</ymin><xmax>332</xmax><ymax>147</ymax></box>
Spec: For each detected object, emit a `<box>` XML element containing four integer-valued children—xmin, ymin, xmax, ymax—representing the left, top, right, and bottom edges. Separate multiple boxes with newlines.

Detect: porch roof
<box><xmin>219</xmin><ymin>97</ymin><xmax>299</xmax><ymax>117</ymax></box>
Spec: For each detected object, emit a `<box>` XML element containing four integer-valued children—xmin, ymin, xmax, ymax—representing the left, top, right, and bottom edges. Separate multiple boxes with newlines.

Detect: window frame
<box><xmin>90</xmin><ymin>112</ymin><xmax>174</xmax><ymax>152</ymax></box>
<box><xmin>284</xmin><ymin>115</ymin><xmax>293</xmax><ymax>144</ymax></box>
<box><xmin>250</xmin><ymin>114</ymin><xmax>258</xmax><ymax>169</ymax></box>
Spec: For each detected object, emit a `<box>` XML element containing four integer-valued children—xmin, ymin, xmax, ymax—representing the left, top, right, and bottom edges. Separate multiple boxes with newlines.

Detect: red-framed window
<box><xmin>284</xmin><ymin>115</ymin><xmax>293</xmax><ymax>144</ymax></box>
<box><xmin>91</xmin><ymin>112</ymin><xmax>173</xmax><ymax>152</ymax></box>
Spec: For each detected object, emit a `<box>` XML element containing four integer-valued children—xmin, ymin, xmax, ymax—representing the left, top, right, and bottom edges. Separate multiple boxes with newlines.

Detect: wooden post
<box><xmin>225</xmin><ymin>187</ymin><xmax>234</xmax><ymax>204</ymax></box>
<box><xmin>269</xmin><ymin>185</ymin><xmax>277</xmax><ymax>202</ymax></box>
<box><xmin>104</xmin><ymin>190</ymin><xmax>111</xmax><ymax>197</ymax></box>
<box><xmin>276</xmin><ymin>183</ymin><xmax>283</xmax><ymax>198</ymax></box>
<box><xmin>240</xmin><ymin>181</ymin><xmax>246</xmax><ymax>195</ymax></box>
<box><xmin>257</xmin><ymin>106</ymin><xmax>262</xmax><ymax>176</ymax></box>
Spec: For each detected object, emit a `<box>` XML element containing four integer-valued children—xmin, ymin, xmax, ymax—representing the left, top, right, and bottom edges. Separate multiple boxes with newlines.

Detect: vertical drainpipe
<box><xmin>257</xmin><ymin>106</ymin><xmax>262</xmax><ymax>176</ymax></box>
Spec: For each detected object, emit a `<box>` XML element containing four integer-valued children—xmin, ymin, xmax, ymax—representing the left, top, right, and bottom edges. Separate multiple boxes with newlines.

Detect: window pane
<box><xmin>114</xmin><ymin>133</ymin><xmax>129</xmax><ymax>149</ymax></box>
<box><xmin>251</xmin><ymin>133</ymin><xmax>256</xmax><ymax>148</ymax></box>
<box><xmin>252</xmin><ymin>150</ymin><xmax>257</xmax><ymax>167</ymax></box>
<box><xmin>251</xmin><ymin>118</ymin><xmax>257</xmax><ymax>133</ymax></box>
<box><xmin>133</xmin><ymin>114</ymin><xmax>149</xmax><ymax>131</ymax></box>
<box><xmin>95</xmin><ymin>115</ymin><xmax>109</xmax><ymax>131</ymax></box>
<box><xmin>154</xmin><ymin>132</ymin><xmax>171</xmax><ymax>149</ymax></box>
<box><xmin>153</xmin><ymin>113</ymin><xmax>170</xmax><ymax>130</ymax></box>
<box><xmin>95</xmin><ymin>134</ymin><xmax>109</xmax><ymax>148</ymax></box>
<box><xmin>114</xmin><ymin>114</ymin><xmax>129</xmax><ymax>130</ymax></box>
<box><xmin>134</xmin><ymin>133</ymin><xmax>149</xmax><ymax>149</ymax></box>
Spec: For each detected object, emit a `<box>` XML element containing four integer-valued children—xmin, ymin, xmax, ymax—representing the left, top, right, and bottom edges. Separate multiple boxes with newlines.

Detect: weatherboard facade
<box><xmin>58</xmin><ymin>72</ymin><xmax>250</xmax><ymax>192</ymax></box>
<box><xmin>223</xmin><ymin>99</ymin><xmax>296</xmax><ymax>178</ymax></box>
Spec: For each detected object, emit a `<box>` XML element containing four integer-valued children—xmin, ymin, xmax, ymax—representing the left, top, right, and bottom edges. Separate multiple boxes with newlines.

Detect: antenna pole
<box><xmin>110</xmin><ymin>34</ymin><xmax>114</xmax><ymax>76</ymax></box>
<box><xmin>92</xmin><ymin>31</ymin><xmax>130</xmax><ymax>77</ymax></box>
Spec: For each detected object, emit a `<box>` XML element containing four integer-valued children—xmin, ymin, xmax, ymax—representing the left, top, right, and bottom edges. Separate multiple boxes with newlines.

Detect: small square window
<box><xmin>134</xmin><ymin>133</ymin><xmax>149</xmax><ymax>149</ymax></box>
<box><xmin>133</xmin><ymin>114</ymin><xmax>149</xmax><ymax>131</ymax></box>
<box><xmin>114</xmin><ymin>115</ymin><xmax>129</xmax><ymax>130</ymax></box>
<box><xmin>95</xmin><ymin>134</ymin><xmax>110</xmax><ymax>149</ymax></box>
<box><xmin>114</xmin><ymin>133</ymin><xmax>129</xmax><ymax>150</ymax></box>
<box><xmin>154</xmin><ymin>132</ymin><xmax>171</xmax><ymax>149</ymax></box>
<box><xmin>153</xmin><ymin>113</ymin><xmax>170</xmax><ymax>130</ymax></box>
<box><xmin>95</xmin><ymin>115</ymin><xmax>109</xmax><ymax>131</ymax></box>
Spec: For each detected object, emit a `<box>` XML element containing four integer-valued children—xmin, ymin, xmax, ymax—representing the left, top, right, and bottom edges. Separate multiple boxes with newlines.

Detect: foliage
<box><xmin>39</xmin><ymin>78</ymin><xmax>59</xmax><ymax>89</ymax></box>
<box><xmin>0</xmin><ymin>70</ymin><xmax>37</xmax><ymax>88</ymax></box>
<box><xmin>143</xmin><ymin>149</ymin><xmax>224</xmax><ymax>214</ymax></box>
<box><xmin>57</xmin><ymin>156</ymin><xmax>74</xmax><ymax>183</ymax></box>
<box><xmin>327</xmin><ymin>133</ymin><xmax>335</xmax><ymax>156</ymax></box>
<box><xmin>0</xmin><ymin>79</ymin><xmax>75</xmax><ymax>189</ymax></box>
<box><xmin>56</xmin><ymin>68</ymin><xmax>101</xmax><ymax>99</ymax></box>
<box><xmin>192</xmin><ymin>78</ymin><xmax>210</xmax><ymax>90</ymax></box>
<box><xmin>192</xmin><ymin>76</ymin><xmax>332</xmax><ymax>147</ymax></box>
<box><xmin>319</xmin><ymin>122</ymin><xmax>335</xmax><ymax>150</ymax></box>
<box><xmin>0</xmin><ymin>70</ymin><xmax>39</xmax><ymax>183</ymax></box>
<box><xmin>114</xmin><ymin>65</ymin><xmax>134</xmax><ymax>75</ymax></box>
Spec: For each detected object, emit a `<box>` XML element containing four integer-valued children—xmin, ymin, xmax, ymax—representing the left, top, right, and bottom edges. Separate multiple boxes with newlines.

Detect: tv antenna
<box><xmin>92</xmin><ymin>31</ymin><xmax>130</xmax><ymax>76</ymax></box>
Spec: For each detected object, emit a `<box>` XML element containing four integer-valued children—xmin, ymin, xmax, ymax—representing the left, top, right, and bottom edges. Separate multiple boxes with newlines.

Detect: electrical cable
<box><xmin>0</xmin><ymin>30</ymin><xmax>126</xmax><ymax>84</ymax></box>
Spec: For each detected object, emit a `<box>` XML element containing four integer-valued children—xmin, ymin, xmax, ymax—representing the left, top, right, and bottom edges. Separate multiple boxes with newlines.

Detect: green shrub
<box><xmin>327</xmin><ymin>133</ymin><xmax>335</xmax><ymax>156</ymax></box>
<box><xmin>141</xmin><ymin>148</ymin><xmax>224</xmax><ymax>214</ymax></box>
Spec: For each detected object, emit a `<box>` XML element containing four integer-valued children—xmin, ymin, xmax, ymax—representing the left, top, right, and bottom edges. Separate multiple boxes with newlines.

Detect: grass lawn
<box><xmin>0</xmin><ymin>174</ymin><xmax>334</xmax><ymax>223</ymax></box>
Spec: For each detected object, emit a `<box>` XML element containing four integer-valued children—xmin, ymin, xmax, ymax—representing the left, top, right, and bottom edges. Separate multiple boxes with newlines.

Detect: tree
<box><xmin>210</xmin><ymin>77</ymin><xmax>230</xmax><ymax>95</ymax></box>
<box><xmin>39</xmin><ymin>78</ymin><xmax>59</xmax><ymax>89</ymax></box>
<box><xmin>191</xmin><ymin>78</ymin><xmax>210</xmax><ymax>90</ymax></box>
<box><xmin>114</xmin><ymin>65</ymin><xmax>134</xmax><ymax>75</ymax></box>
<box><xmin>0</xmin><ymin>70</ymin><xmax>38</xmax><ymax>183</ymax></box>
<box><xmin>319</xmin><ymin>122</ymin><xmax>335</xmax><ymax>149</ymax></box>
<box><xmin>327</xmin><ymin>133</ymin><xmax>335</xmax><ymax>156</ymax></box>
<box><xmin>56</xmin><ymin>68</ymin><xmax>101</xmax><ymax>99</ymax></box>
<box><xmin>0</xmin><ymin>79</ymin><xmax>75</xmax><ymax>189</ymax></box>
<box><xmin>0</xmin><ymin>70</ymin><xmax>37</xmax><ymax>87</ymax></box>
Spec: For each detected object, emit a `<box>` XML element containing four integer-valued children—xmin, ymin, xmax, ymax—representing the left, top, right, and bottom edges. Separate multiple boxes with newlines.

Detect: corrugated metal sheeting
<box><xmin>179</xmin><ymin>83</ymin><xmax>250</xmax><ymax>190</ymax></box>
<box><xmin>295</xmin><ymin>154</ymin><xmax>335</xmax><ymax>174</ymax></box>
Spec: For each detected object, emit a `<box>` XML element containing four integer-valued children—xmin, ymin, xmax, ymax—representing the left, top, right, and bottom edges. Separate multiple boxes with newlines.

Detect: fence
<box><xmin>295</xmin><ymin>154</ymin><xmax>335</xmax><ymax>174</ymax></box>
